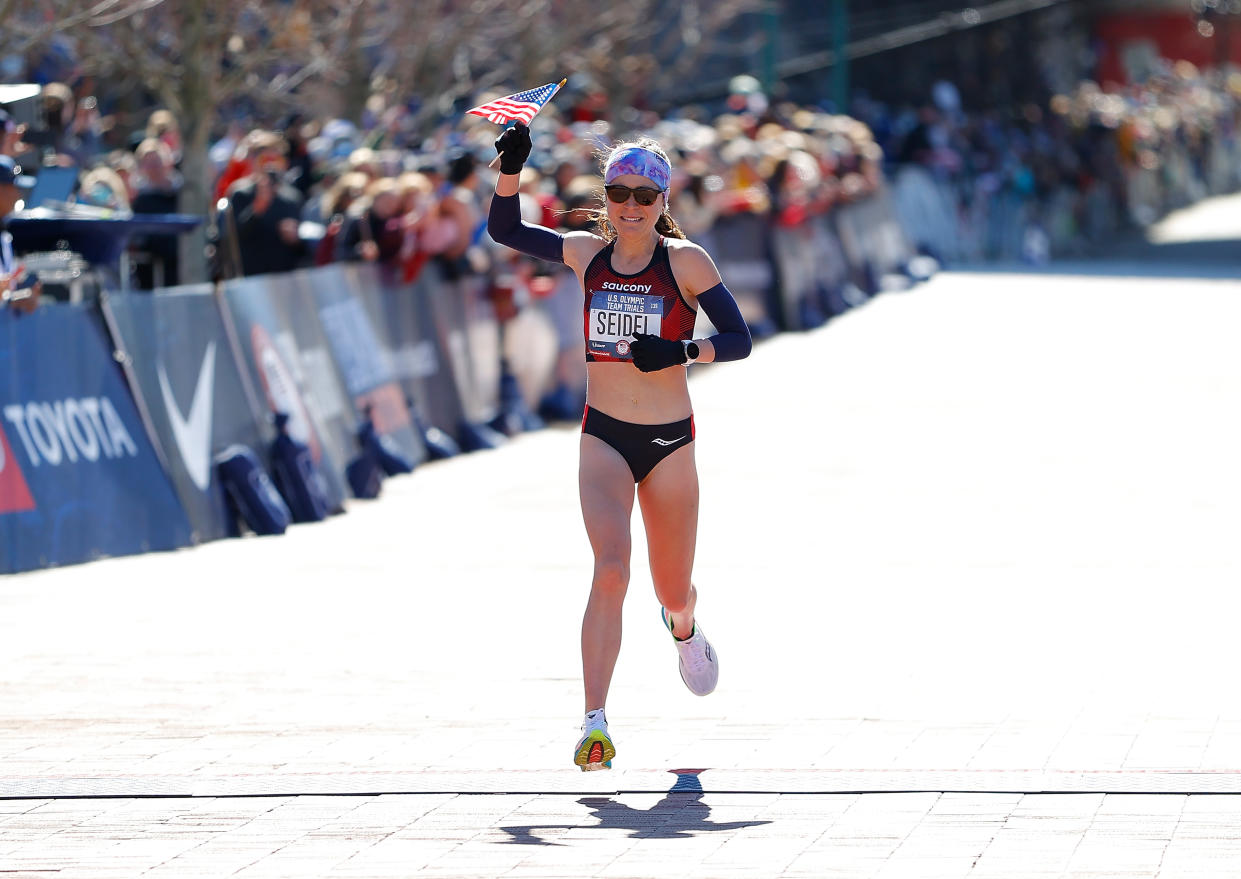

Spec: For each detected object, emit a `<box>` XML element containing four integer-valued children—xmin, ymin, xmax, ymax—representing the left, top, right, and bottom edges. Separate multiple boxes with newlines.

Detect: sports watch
<box><xmin>683</xmin><ymin>340</ymin><xmax>700</xmax><ymax>364</ymax></box>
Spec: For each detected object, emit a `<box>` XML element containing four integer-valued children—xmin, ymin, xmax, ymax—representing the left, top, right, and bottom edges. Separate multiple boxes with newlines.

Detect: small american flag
<box><xmin>467</xmin><ymin>79</ymin><xmax>566</xmax><ymax>125</ymax></box>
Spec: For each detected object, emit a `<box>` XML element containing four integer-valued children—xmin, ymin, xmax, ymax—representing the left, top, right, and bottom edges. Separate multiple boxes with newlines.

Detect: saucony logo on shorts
<box><xmin>651</xmin><ymin>435</ymin><xmax>686</xmax><ymax>446</ymax></box>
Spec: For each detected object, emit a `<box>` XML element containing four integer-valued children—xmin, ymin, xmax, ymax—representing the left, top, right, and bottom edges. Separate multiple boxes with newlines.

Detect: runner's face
<box><xmin>605</xmin><ymin>173</ymin><xmax>664</xmax><ymax>238</ymax></box>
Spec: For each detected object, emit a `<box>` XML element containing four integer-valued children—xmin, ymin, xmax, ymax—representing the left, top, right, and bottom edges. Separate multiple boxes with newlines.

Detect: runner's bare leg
<box><xmin>578</xmin><ymin>434</ymin><xmax>637</xmax><ymax>712</ymax></box>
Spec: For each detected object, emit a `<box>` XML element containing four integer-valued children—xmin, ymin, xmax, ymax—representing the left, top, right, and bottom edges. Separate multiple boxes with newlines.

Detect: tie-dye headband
<box><xmin>603</xmin><ymin>146</ymin><xmax>671</xmax><ymax>191</ymax></box>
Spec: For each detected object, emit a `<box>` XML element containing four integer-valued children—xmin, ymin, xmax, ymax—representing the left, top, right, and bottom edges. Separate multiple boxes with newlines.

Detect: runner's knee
<box><xmin>591</xmin><ymin>558</ymin><xmax>630</xmax><ymax>598</ymax></box>
<box><xmin>654</xmin><ymin>581</ymin><xmax>692</xmax><ymax>615</ymax></box>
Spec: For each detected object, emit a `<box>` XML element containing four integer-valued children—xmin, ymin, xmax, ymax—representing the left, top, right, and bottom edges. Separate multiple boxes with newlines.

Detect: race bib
<box><xmin>587</xmin><ymin>290</ymin><xmax>663</xmax><ymax>359</ymax></box>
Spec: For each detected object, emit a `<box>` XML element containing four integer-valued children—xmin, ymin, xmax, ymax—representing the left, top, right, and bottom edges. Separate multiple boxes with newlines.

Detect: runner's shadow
<box><xmin>499</xmin><ymin>769</ymin><xmax>771</xmax><ymax>845</ymax></box>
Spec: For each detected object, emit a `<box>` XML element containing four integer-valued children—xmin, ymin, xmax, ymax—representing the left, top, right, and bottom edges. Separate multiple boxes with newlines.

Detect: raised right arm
<box><xmin>486</xmin><ymin>122</ymin><xmax>565</xmax><ymax>264</ymax></box>
<box><xmin>488</xmin><ymin>122</ymin><xmax>603</xmax><ymax>272</ymax></box>
<box><xmin>487</xmin><ymin>184</ymin><xmax>565</xmax><ymax>264</ymax></box>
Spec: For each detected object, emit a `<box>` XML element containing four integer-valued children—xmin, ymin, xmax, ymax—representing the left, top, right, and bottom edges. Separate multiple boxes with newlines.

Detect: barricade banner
<box><xmin>810</xmin><ymin>213</ymin><xmax>863</xmax><ymax>317</ymax></box>
<box><xmin>303</xmin><ymin>264</ymin><xmax>425</xmax><ymax>466</ymax></box>
<box><xmin>889</xmin><ymin>165</ymin><xmax>962</xmax><ymax>264</ymax></box>
<box><xmin>0</xmin><ymin>305</ymin><xmax>192</xmax><ymax>573</ymax></box>
<box><xmin>832</xmin><ymin>202</ymin><xmax>877</xmax><ymax>295</ymax></box>
<box><xmin>220</xmin><ymin>272</ymin><xmax>353</xmax><ymax>511</ymax></box>
<box><xmin>409</xmin><ymin>264</ymin><xmax>501</xmax><ymax>432</ymax></box>
<box><xmin>456</xmin><ymin>273</ymin><xmax>502</xmax><ymax>426</ymax></box>
<box><xmin>812</xmin><ymin>213</ymin><xmax>850</xmax><ymax>286</ymax></box>
<box><xmin>530</xmin><ymin>267</ymin><xmax>588</xmax><ymax>420</ymax></box>
<box><xmin>770</xmin><ymin>220</ymin><xmax>822</xmax><ymax>331</ymax></box>
<box><xmin>848</xmin><ymin>192</ymin><xmax>913</xmax><ymax>280</ymax></box>
<box><xmin>341</xmin><ymin>262</ymin><xmax>466</xmax><ymax>444</ymax></box>
<box><xmin>708</xmin><ymin>213</ymin><xmax>777</xmax><ymax>336</ymax></box>
<box><xmin>500</xmin><ymin>288</ymin><xmax>561</xmax><ymax>415</ymax></box>
<box><xmin>102</xmin><ymin>287</ymin><xmax>269</xmax><ymax>543</ymax></box>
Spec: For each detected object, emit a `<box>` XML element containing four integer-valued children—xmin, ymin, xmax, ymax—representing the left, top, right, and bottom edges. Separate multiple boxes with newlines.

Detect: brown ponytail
<box><xmin>655</xmin><ymin>210</ymin><xmax>686</xmax><ymax>240</ymax></box>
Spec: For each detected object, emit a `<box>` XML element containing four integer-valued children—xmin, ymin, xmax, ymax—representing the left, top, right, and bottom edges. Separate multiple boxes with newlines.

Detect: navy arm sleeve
<box><xmin>487</xmin><ymin>193</ymin><xmax>564</xmax><ymax>263</ymax></box>
<box><xmin>697</xmin><ymin>282</ymin><xmax>753</xmax><ymax>362</ymax></box>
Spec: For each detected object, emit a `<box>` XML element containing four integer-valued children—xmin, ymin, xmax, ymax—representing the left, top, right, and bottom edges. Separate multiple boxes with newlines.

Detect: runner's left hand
<box><xmin>629</xmin><ymin>333</ymin><xmax>686</xmax><ymax>372</ymax></box>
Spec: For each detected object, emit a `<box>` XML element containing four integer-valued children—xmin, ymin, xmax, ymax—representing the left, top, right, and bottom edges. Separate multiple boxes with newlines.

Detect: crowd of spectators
<box><xmin>867</xmin><ymin>61</ymin><xmax>1241</xmax><ymax>263</ymax></box>
<box><xmin>0</xmin><ymin>93</ymin><xmax>186</xmax><ymax>296</ymax></box>
<box><xmin>1</xmin><ymin>55</ymin><xmax>1239</xmax><ymax>310</ymax></box>
<box><xmin>203</xmin><ymin>99</ymin><xmax>891</xmax><ymax>291</ymax></box>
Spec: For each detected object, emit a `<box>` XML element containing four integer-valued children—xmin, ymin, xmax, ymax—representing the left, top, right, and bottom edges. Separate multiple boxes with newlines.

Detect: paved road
<box><xmin>2</xmin><ymin>195</ymin><xmax>1240</xmax><ymax>876</ymax></box>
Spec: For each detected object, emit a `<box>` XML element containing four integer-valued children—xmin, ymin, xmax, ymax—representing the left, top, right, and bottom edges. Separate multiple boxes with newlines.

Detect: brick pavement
<box><xmin>3</xmin><ymin>792</ymin><xmax>1241</xmax><ymax>876</ymax></box>
<box><xmin>2</xmin><ymin>248</ymin><xmax>1240</xmax><ymax>876</ymax></box>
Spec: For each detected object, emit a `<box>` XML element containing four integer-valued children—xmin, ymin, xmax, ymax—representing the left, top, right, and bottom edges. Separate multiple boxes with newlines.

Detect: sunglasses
<box><xmin>604</xmin><ymin>184</ymin><xmax>664</xmax><ymax>207</ymax></box>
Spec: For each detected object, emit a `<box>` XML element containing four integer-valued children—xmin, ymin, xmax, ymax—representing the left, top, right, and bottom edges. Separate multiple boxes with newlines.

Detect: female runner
<box><xmin>487</xmin><ymin>122</ymin><xmax>752</xmax><ymax>770</ymax></box>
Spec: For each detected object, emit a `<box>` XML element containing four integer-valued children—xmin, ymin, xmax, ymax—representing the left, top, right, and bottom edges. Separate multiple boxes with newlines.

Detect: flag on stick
<box><xmin>467</xmin><ymin>79</ymin><xmax>566</xmax><ymax>126</ymax></box>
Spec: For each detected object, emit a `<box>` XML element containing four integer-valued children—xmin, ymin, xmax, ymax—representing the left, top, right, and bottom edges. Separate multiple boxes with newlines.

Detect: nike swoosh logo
<box><xmin>158</xmin><ymin>342</ymin><xmax>216</xmax><ymax>491</ymax></box>
<box><xmin>651</xmin><ymin>435</ymin><xmax>686</xmax><ymax>446</ymax></box>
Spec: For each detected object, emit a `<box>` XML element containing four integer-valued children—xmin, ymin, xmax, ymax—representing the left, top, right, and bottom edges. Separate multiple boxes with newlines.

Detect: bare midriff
<box><xmin>585</xmin><ymin>361</ymin><xmax>692</xmax><ymax>424</ymax></box>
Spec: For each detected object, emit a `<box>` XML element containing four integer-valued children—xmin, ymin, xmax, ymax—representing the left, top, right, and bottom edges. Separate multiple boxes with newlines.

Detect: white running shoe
<box><xmin>662</xmin><ymin>607</ymin><xmax>719</xmax><ymax>696</ymax></box>
<box><xmin>573</xmin><ymin>709</ymin><xmax>615</xmax><ymax>771</ymax></box>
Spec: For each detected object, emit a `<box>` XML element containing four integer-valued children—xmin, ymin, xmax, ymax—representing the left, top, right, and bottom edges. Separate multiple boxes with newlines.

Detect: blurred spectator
<box><xmin>213</xmin><ymin>124</ymin><xmax>277</xmax><ymax>202</ymax></box>
<box><xmin>106</xmin><ymin>149</ymin><xmax>139</xmax><ymax>203</ymax></box>
<box><xmin>342</xmin><ymin>146</ymin><xmax>377</xmax><ymax>180</ymax></box>
<box><xmin>300</xmin><ymin>160</ymin><xmax>340</xmax><ymax>225</ymax></box>
<box><xmin>145</xmin><ymin>109</ymin><xmax>182</xmax><ymax>165</ymax></box>
<box><xmin>436</xmin><ymin>150</ymin><xmax>484</xmax><ymax>278</ymax></box>
<box><xmin>516</xmin><ymin>167</ymin><xmax>560</xmax><ymax>229</ymax></box>
<box><xmin>209</xmin><ymin>120</ymin><xmax>246</xmax><ymax>176</ymax></box>
<box><xmin>714</xmin><ymin>133</ymin><xmax>770</xmax><ymax>216</ymax></box>
<box><xmin>0</xmin><ymin>109</ymin><xmax>28</xmax><ymax>159</ymax></box>
<box><xmin>668</xmin><ymin>163</ymin><xmax>720</xmax><ymax>244</ymax></box>
<box><xmin>336</xmin><ymin>177</ymin><xmax>404</xmax><ymax>264</ymax></box>
<box><xmin>78</xmin><ymin>165</ymin><xmax>130</xmax><ymax>211</ymax></box>
<box><xmin>280</xmin><ymin>114</ymin><xmax>314</xmax><ymax>198</ymax></box>
<box><xmin>130</xmin><ymin>138</ymin><xmax>184</xmax><ymax>288</ymax></box>
<box><xmin>395</xmin><ymin>171</ymin><xmax>454</xmax><ymax>282</ymax></box>
<box><xmin>214</xmin><ymin>130</ymin><xmax>304</xmax><ymax>278</ymax></box>
<box><xmin>22</xmin><ymin>83</ymin><xmax>77</xmax><ymax>167</ymax></box>
<box><xmin>0</xmin><ymin>156</ymin><xmax>40</xmax><ymax>313</ymax></box>
<box><xmin>63</xmin><ymin>95</ymin><xmax>104</xmax><ymax>167</ymax></box>
<box><xmin>312</xmin><ymin>170</ymin><xmax>368</xmax><ymax>266</ymax></box>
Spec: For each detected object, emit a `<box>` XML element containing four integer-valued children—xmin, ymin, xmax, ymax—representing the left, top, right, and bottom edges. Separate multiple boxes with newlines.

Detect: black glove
<box><xmin>494</xmin><ymin>122</ymin><xmax>532</xmax><ymax>175</ymax></box>
<box><xmin>629</xmin><ymin>333</ymin><xmax>686</xmax><ymax>373</ymax></box>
